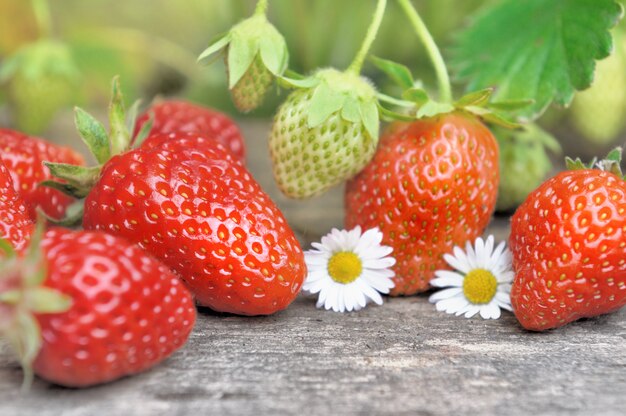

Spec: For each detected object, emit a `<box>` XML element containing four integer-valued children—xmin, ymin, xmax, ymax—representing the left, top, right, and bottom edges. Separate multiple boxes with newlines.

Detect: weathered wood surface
<box><xmin>1</xmin><ymin>120</ymin><xmax>625</xmax><ymax>416</ymax></box>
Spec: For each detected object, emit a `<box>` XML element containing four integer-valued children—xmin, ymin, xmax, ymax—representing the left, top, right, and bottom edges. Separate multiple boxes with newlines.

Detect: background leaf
<box><xmin>451</xmin><ymin>0</ymin><xmax>623</xmax><ymax>121</ymax></box>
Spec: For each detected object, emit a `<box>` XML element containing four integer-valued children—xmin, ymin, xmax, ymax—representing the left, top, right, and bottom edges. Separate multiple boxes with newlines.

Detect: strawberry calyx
<box><xmin>279</xmin><ymin>68</ymin><xmax>380</xmax><ymax>142</ymax></box>
<box><xmin>372</xmin><ymin>56</ymin><xmax>530</xmax><ymax>128</ymax></box>
<box><xmin>40</xmin><ymin>77</ymin><xmax>152</xmax><ymax>226</ymax></box>
<box><xmin>0</xmin><ymin>224</ymin><xmax>72</xmax><ymax>389</ymax></box>
<box><xmin>566</xmin><ymin>147</ymin><xmax>625</xmax><ymax>179</ymax></box>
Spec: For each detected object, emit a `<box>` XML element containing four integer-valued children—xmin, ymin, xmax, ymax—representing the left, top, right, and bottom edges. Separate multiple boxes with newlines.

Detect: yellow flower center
<box><xmin>463</xmin><ymin>268</ymin><xmax>498</xmax><ymax>304</ymax></box>
<box><xmin>327</xmin><ymin>252</ymin><xmax>362</xmax><ymax>284</ymax></box>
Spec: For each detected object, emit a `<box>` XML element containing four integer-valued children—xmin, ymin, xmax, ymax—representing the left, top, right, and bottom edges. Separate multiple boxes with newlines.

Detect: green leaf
<box><xmin>307</xmin><ymin>83</ymin><xmax>346</xmax><ymax>128</ymax></box>
<box><xmin>565</xmin><ymin>157</ymin><xmax>592</xmax><ymax>171</ymax></box>
<box><xmin>39</xmin><ymin>180</ymin><xmax>89</xmax><ymax>199</ymax></box>
<box><xmin>108</xmin><ymin>77</ymin><xmax>130</xmax><ymax>156</ymax></box>
<box><xmin>16</xmin><ymin>312</ymin><xmax>42</xmax><ymax>390</ymax></box>
<box><xmin>25</xmin><ymin>287</ymin><xmax>72</xmax><ymax>314</ymax></box>
<box><xmin>454</xmin><ymin>88</ymin><xmax>493</xmax><ymax>108</ymax></box>
<box><xmin>125</xmin><ymin>100</ymin><xmax>142</xmax><ymax>134</ymax></box>
<box><xmin>132</xmin><ymin>113</ymin><xmax>154</xmax><ymax>148</ymax></box>
<box><xmin>605</xmin><ymin>147</ymin><xmax>623</xmax><ymax>163</ymax></box>
<box><xmin>43</xmin><ymin>163</ymin><xmax>100</xmax><ymax>190</ymax></box>
<box><xmin>259</xmin><ymin>26</ymin><xmax>288</xmax><ymax>75</ymax></box>
<box><xmin>476</xmin><ymin>110</ymin><xmax>521</xmax><ymax>129</ymax></box>
<box><xmin>359</xmin><ymin>100</ymin><xmax>380</xmax><ymax>141</ymax></box>
<box><xmin>452</xmin><ymin>0</ymin><xmax>623</xmax><ymax>121</ymax></box>
<box><xmin>197</xmin><ymin>33</ymin><xmax>230</xmax><ymax>63</ymax></box>
<box><xmin>370</xmin><ymin>56</ymin><xmax>414</xmax><ymax>89</ymax></box>
<box><xmin>417</xmin><ymin>100</ymin><xmax>455</xmax><ymax>119</ymax></box>
<box><xmin>376</xmin><ymin>93</ymin><xmax>415</xmax><ymax>108</ymax></box>
<box><xmin>277</xmin><ymin>75</ymin><xmax>320</xmax><ymax>89</ymax></box>
<box><xmin>377</xmin><ymin>103</ymin><xmax>415</xmax><ymax>122</ymax></box>
<box><xmin>74</xmin><ymin>107</ymin><xmax>110</xmax><ymax>164</ymax></box>
<box><xmin>341</xmin><ymin>96</ymin><xmax>361</xmax><ymax>123</ymax></box>
<box><xmin>402</xmin><ymin>88</ymin><xmax>429</xmax><ymax>106</ymax></box>
<box><xmin>227</xmin><ymin>32</ymin><xmax>257</xmax><ymax>88</ymax></box>
<box><xmin>487</xmin><ymin>99</ymin><xmax>535</xmax><ymax>112</ymax></box>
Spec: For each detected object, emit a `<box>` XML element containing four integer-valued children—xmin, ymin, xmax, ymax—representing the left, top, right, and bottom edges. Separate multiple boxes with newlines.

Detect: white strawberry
<box><xmin>269</xmin><ymin>68</ymin><xmax>379</xmax><ymax>199</ymax></box>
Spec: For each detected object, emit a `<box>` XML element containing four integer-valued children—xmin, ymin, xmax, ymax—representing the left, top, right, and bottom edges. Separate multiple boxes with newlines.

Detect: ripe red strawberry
<box><xmin>82</xmin><ymin>132</ymin><xmax>306</xmax><ymax>315</ymax></box>
<box><xmin>0</xmin><ymin>227</ymin><xmax>196</xmax><ymax>388</ymax></box>
<box><xmin>0</xmin><ymin>161</ymin><xmax>33</xmax><ymax>253</ymax></box>
<box><xmin>345</xmin><ymin>113</ymin><xmax>499</xmax><ymax>295</ymax></box>
<box><xmin>509</xmin><ymin>153</ymin><xmax>626</xmax><ymax>331</ymax></box>
<box><xmin>133</xmin><ymin>100</ymin><xmax>246</xmax><ymax>162</ymax></box>
<box><xmin>0</xmin><ymin>129</ymin><xmax>85</xmax><ymax>221</ymax></box>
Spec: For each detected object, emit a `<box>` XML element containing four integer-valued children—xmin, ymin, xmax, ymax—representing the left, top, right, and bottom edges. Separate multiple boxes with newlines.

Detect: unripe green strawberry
<box><xmin>199</xmin><ymin>5</ymin><xmax>288</xmax><ymax>113</ymax></box>
<box><xmin>269</xmin><ymin>68</ymin><xmax>379</xmax><ymax>199</ymax></box>
<box><xmin>0</xmin><ymin>40</ymin><xmax>79</xmax><ymax>134</ymax></box>
<box><xmin>228</xmin><ymin>53</ymin><xmax>273</xmax><ymax>112</ymax></box>
<box><xmin>494</xmin><ymin>124</ymin><xmax>560</xmax><ymax>212</ymax></box>
<box><xmin>570</xmin><ymin>29</ymin><xmax>626</xmax><ymax>145</ymax></box>
<box><xmin>7</xmin><ymin>73</ymin><xmax>75</xmax><ymax>134</ymax></box>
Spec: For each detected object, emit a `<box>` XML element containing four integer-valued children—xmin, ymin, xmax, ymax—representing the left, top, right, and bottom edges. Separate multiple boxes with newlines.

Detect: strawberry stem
<box><xmin>347</xmin><ymin>0</ymin><xmax>387</xmax><ymax>75</ymax></box>
<box><xmin>31</xmin><ymin>0</ymin><xmax>52</xmax><ymax>38</ymax></box>
<box><xmin>254</xmin><ymin>0</ymin><xmax>269</xmax><ymax>16</ymax></box>
<box><xmin>397</xmin><ymin>0</ymin><xmax>452</xmax><ymax>103</ymax></box>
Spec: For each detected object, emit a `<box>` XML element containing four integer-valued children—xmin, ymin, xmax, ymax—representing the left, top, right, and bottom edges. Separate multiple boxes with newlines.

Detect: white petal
<box><xmin>362</xmin><ymin>256</ymin><xmax>396</xmax><ymax>269</ymax></box>
<box><xmin>428</xmin><ymin>287</ymin><xmax>463</xmax><ymax>303</ymax></box>
<box><xmin>431</xmin><ymin>270</ymin><xmax>464</xmax><ymax>287</ymax></box>
<box><xmin>435</xmin><ymin>295</ymin><xmax>467</xmax><ymax>314</ymax></box>
<box><xmin>303</xmin><ymin>276</ymin><xmax>330</xmax><ymax>294</ymax></box>
<box><xmin>357</xmin><ymin>279</ymin><xmax>384</xmax><ymax>305</ymax></box>
<box><xmin>465</xmin><ymin>241</ymin><xmax>478</xmax><ymax>269</ymax></box>
<box><xmin>463</xmin><ymin>305</ymin><xmax>480</xmax><ymax>318</ymax></box>
<box><xmin>444</xmin><ymin>248</ymin><xmax>471</xmax><ymax>273</ymax></box>
<box><xmin>343</xmin><ymin>286</ymin><xmax>355</xmax><ymax>312</ymax></box>
<box><xmin>361</xmin><ymin>273</ymin><xmax>395</xmax><ymax>293</ymax></box>
<box><xmin>305</xmin><ymin>252</ymin><xmax>330</xmax><ymax>266</ymax></box>
<box><xmin>474</xmin><ymin>237</ymin><xmax>486</xmax><ymax>264</ymax></box>
<box><xmin>497</xmin><ymin>271</ymin><xmax>515</xmax><ymax>283</ymax></box>
<box><xmin>497</xmin><ymin>300</ymin><xmax>513</xmax><ymax>312</ymax></box>
<box><xmin>358</xmin><ymin>245</ymin><xmax>394</xmax><ymax>262</ymax></box>
<box><xmin>480</xmin><ymin>302</ymin><xmax>501</xmax><ymax>320</ymax></box>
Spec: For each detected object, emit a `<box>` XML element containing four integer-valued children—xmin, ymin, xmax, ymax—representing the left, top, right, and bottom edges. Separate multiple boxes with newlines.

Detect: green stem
<box><xmin>254</xmin><ymin>0</ymin><xmax>269</xmax><ymax>16</ymax></box>
<box><xmin>31</xmin><ymin>0</ymin><xmax>52</xmax><ymax>38</ymax></box>
<box><xmin>347</xmin><ymin>0</ymin><xmax>387</xmax><ymax>75</ymax></box>
<box><xmin>397</xmin><ymin>0</ymin><xmax>451</xmax><ymax>103</ymax></box>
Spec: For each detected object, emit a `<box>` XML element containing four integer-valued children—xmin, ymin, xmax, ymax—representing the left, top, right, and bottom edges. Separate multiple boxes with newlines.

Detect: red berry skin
<box><xmin>134</xmin><ymin>100</ymin><xmax>246</xmax><ymax>162</ymax></box>
<box><xmin>0</xmin><ymin>128</ymin><xmax>85</xmax><ymax>220</ymax></box>
<box><xmin>0</xmin><ymin>161</ymin><xmax>33</xmax><ymax>252</ymax></box>
<box><xmin>510</xmin><ymin>170</ymin><xmax>626</xmax><ymax>331</ymax></box>
<box><xmin>34</xmin><ymin>228</ymin><xmax>196</xmax><ymax>388</ymax></box>
<box><xmin>345</xmin><ymin>113</ymin><xmax>499</xmax><ymax>295</ymax></box>
<box><xmin>83</xmin><ymin>133</ymin><xmax>306</xmax><ymax>316</ymax></box>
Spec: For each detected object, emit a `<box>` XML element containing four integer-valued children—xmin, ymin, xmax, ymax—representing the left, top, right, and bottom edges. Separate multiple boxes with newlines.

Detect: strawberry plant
<box><xmin>198</xmin><ymin>0</ymin><xmax>623</xmax><ymax>298</ymax></box>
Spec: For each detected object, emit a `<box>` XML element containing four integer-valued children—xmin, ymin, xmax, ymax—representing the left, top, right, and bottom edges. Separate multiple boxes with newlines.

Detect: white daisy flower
<box><xmin>429</xmin><ymin>235</ymin><xmax>514</xmax><ymax>320</ymax></box>
<box><xmin>303</xmin><ymin>226</ymin><xmax>396</xmax><ymax>313</ymax></box>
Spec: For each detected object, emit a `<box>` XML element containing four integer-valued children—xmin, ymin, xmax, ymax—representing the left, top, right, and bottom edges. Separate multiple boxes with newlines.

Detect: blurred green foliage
<box><xmin>0</xmin><ymin>0</ymin><xmax>624</xmax><ymax>157</ymax></box>
<box><xmin>1</xmin><ymin>0</ymin><xmax>489</xmax><ymax>119</ymax></box>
